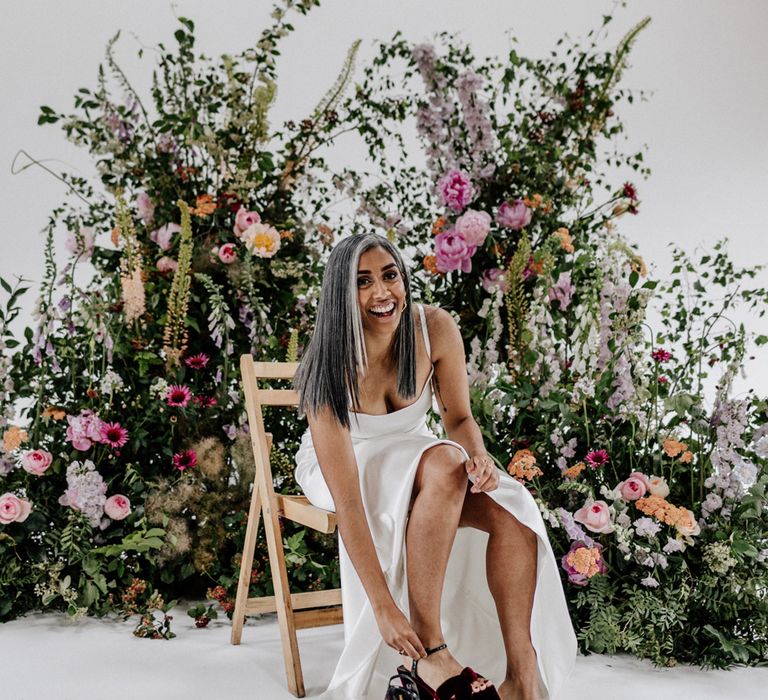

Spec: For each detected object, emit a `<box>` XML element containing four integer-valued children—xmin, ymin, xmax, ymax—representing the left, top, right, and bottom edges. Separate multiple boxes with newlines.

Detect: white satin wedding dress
<box><xmin>295</xmin><ymin>305</ymin><xmax>576</xmax><ymax>699</ymax></box>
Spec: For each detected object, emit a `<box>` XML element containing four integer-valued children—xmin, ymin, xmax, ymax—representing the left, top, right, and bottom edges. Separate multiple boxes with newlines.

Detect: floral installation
<box><xmin>0</xmin><ymin>2</ymin><xmax>765</xmax><ymax>669</ymax></box>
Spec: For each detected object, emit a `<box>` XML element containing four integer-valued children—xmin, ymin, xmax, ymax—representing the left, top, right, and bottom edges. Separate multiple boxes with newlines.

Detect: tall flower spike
<box><xmin>162</xmin><ymin>201</ymin><xmax>194</xmax><ymax>368</ymax></box>
<box><xmin>116</xmin><ymin>196</ymin><xmax>146</xmax><ymax>324</ymax></box>
<box><xmin>505</xmin><ymin>233</ymin><xmax>531</xmax><ymax>374</ymax></box>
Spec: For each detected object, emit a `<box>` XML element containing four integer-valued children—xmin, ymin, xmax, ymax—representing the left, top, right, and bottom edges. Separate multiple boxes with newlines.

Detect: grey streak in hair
<box><xmin>294</xmin><ymin>233</ymin><xmax>416</xmax><ymax>428</ymax></box>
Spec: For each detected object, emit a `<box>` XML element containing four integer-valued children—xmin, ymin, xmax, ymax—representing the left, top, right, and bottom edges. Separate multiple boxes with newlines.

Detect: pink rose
<box><xmin>0</xmin><ymin>492</ymin><xmax>32</xmax><ymax>524</ymax></box>
<box><xmin>156</xmin><ymin>256</ymin><xmax>179</xmax><ymax>273</ymax></box>
<box><xmin>217</xmin><ymin>243</ymin><xmax>237</xmax><ymax>264</ymax></box>
<box><xmin>149</xmin><ymin>223</ymin><xmax>181</xmax><ymax>251</ymax></box>
<box><xmin>21</xmin><ymin>449</ymin><xmax>53</xmax><ymax>476</ymax></box>
<box><xmin>439</xmin><ymin>169</ymin><xmax>475</xmax><ymax>213</ymax></box>
<box><xmin>136</xmin><ymin>192</ymin><xmax>155</xmax><ymax>225</ymax></box>
<box><xmin>617</xmin><ymin>476</ymin><xmax>647</xmax><ymax>501</ymax></box>
<box><xmin>434</xmin><ymin>230</ymin><xmax>475</xmax><ymax>274</ymax></box>
<box><xmin>648</xmin><ymin>475</ymin><xmax>670</xmax><ymax>498</ymax></box>
<box><xmin>233</xmin><ymin>207</ymin><xmax>261</xmax><ymax>237</ymax></box>
<box><xmin>574</xmin><ymin>499</ymin><xmax>614</xmax><ymax>534</ymax></box>
<box><xmin>454</xmin><ymin>209</ymin><xmax>491</xmax><ymax>247</ymax></box>
<box><xmin>104</xmin><ymin>494</ymin><xmax>131</xmax><ymax>520</ymax></box>
<box><xmin>496</xmin><ymin>199</ymin><xmax>532</xmax><ymax>230</ymax></box>
<box><xmin>481</xmin><ymin>268</ymin><xmax>509</xmax><ymax>293</ymax></box>
<box><xmin>64</xmin><ymin>227</ymin><xmax>95</xmax><ymax>261</ymax></box>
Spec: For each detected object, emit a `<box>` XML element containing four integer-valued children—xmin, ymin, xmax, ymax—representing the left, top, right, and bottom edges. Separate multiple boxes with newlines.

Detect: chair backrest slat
<box><xmin>257</xmin><ymin>389</ymin><xmax>299</xmax><ymax>407</ymax></box>
<box><xmin>253</xmin><ymin>361</ymin><xmax>300</xmax><ymax>379</ymax></box>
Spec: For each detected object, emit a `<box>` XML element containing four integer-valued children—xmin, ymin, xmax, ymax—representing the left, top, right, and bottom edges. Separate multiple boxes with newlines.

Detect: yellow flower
<box><xmin>2</xmin><ymin>426</ymin><xmax>28</xmax><ymax>452</ymax></box>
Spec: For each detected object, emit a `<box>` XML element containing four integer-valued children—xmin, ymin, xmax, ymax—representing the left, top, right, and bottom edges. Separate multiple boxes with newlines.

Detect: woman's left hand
<box><xmin>465</xmin><ymin>453</ymin><xmax>499</xmax><ymax>494</ymax></box>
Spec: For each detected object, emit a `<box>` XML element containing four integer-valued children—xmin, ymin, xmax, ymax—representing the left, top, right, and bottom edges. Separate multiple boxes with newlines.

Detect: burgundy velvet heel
<box><xmin>395</xmin><ymin>643</ymin><xmax>501</xmax><ymax>700</ymax></box>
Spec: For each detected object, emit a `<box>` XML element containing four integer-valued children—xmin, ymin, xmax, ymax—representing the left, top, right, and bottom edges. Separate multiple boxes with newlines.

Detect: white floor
<box><xmin>1</xmin><ymin>603</ymin><xmax>766</xmax><ymax>699</ymax></box>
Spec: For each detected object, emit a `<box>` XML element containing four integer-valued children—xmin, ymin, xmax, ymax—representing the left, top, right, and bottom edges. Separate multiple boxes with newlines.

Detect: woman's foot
<box><xmin>414</xmin><ymin>645</ymin><xmax>493</xmax><ymax>695</ymax></box>
<box><xmin>497</xmin><ymin>648</ymin><xmax>540</xmax><ymax>700</ymax></box>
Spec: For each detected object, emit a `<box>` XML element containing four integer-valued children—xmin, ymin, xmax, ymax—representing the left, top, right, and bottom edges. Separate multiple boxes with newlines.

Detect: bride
<box><xmin>294</xmin><ymin>233</ymin><xmax>576</xmax><ymax>700</ymax></box>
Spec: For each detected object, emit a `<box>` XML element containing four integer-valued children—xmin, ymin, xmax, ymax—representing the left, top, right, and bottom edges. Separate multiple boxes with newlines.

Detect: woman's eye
<box><xmin>357</xmin><ymin>277</ymin><xmax>370</xmax><ymax>287</ymax></box>
<box><xmin>384</xmin><ymin>271</ymin><xmax>399</xmax><ymax>281</ymax></box>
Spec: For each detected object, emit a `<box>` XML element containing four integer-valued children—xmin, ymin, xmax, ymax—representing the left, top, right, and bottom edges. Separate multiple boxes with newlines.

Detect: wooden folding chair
<box><xmin>230</xmin><ymin>356</ymin><xmax>343</xmax><ymax>697</ymax></box>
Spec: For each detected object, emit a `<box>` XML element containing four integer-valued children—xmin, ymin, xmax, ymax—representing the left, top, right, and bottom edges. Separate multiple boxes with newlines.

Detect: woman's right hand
<box><xmin>374</xmin><ymin>602</ymin><xmax>427</xmax><ymax>660</ymax></box>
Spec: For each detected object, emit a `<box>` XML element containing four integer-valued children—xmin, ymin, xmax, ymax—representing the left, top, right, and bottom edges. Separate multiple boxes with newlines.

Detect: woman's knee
<box><xmin>413</xmin><ymin>444</ymin><xmax>467</xmax><ymax>496</ymax></box>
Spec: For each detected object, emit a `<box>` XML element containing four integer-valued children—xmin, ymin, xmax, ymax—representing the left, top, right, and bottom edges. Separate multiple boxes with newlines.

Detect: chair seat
<box><xmin>278</xmin><ymin>494</ymin><xmax>337</xmax><ymax>534</ymax></box>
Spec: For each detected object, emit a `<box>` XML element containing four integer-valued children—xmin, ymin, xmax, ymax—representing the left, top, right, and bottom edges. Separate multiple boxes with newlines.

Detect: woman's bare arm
<box><xmin>427</xmin><ymin>307</ymin><xmax>499</xmax><ymax>493</ymax></box>
<box><xmin>307</xmin><ymin>407</ymin><xmax>426</xmax><ymax>658</ymax></box>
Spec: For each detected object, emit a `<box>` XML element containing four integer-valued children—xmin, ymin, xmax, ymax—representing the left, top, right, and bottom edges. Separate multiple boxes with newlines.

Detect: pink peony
<box><xmin>149</xmin><ymin>223</ymin><xmax>181</xmax><ymax>251</ymax></box>
<box><xmin>104</xmin><ymin>494</ymin><xmax>131</xmax><ymax>520</ymax></box>
<box><xmin>454</xmin><ymin>209</ymin><xmax>491</xmax><ymax>247</ymax></box>
<box><xmin>242</xmin><ymin>223</ymin><xmax>281</xmax><ymax>258</ymax></box>
<box><xmin>434</xmin><ymin>230</ymin><xmax>476</xmax><ymax>274</ymax></box>
<box><xmin>64</xmin><ymin>227</ymin><xmax>95</xmax><ymax>261</ymax></box>
<box><xmin>100</xmin><ymin>422</ymin><xmax>129</xmax><ymax>449</ymax></box>
<box><xmin>438</xmin><ymin>170</ymin><xmax>475</xmax><ymax>213</ymax></box>
<box><xmin>574</xmin><ymin>499</ymin><xmax>614</xmax><ymax>534</ymax></box>
<box><xmin>66</xmin><ymin>410</ymin><xmax>106</xmax><ymax>451</ymax></box>
<box><xmin>20</xmin><ymin>449</ymin><xmax>53</xmax><ymax>476</ymax></box>
<box><xmin>496</xmin><ymin>199</ymin><xmax>532</xmax><ymax>230</ymax></box>
<box><xmin>217</xmin><ymin>243</ymin><xmax>237</xmax><ymax>264</ymax></box>
<box><xmin>617</xmin><ymin>475</ymin><xmax>647</xmax><ymax>501</ymax></box>
<box><xmin>481</xmin><ymin>268</ymin><xmax>509</xmax><ymax>293</ymax></box>
<box><xmin>166</xmin><ymin>385</ymin><xmax>192</xmax><ymax>408</ymax></box>
<box><xmin>0</xmin><ymin>492</ymin><xmax>32</xmax><ymax>524</ymax></box>
<box><xmin>136</xmin><ymin>192</ymin><xmax>155</xmax><ymax>225</ymax></box>
<box><xmin>233</xmin><ymin>207</ymin><xmax>261</xmax><ymax>237</ymax></box>
<box><xmin>156</xmin><ymin>256</ymin><xmax>178</xmax><ymax>273</ymax></box>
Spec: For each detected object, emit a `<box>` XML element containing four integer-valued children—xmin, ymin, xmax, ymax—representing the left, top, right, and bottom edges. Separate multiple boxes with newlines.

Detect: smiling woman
<box><xmin>292</xmin><ymin>233</ymin><xmax>576</xmax><ymax>700</ymax></box>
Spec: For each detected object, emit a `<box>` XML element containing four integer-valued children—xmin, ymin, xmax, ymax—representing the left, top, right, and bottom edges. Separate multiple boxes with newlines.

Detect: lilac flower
<box><xmin>64</xmin><ymin>227</ymin><xmax>95</xmax><ymax>261</ymax></box>
<box><xmin>58</xmin><ymin>459</ymin><xmax>108</xmax><ymax>527</ymax></box>
<box><xmin>556</xmin><ymin>507</ymin><xmax>595</xmax><ymax>546</ymax></box>
<box><xmin>662</xmin><ymin>537</ymin><xmax>685</xmax><ymax>554</ymax></box>
<box><xmin>439</xmin><ymin>170</ymin><xmax>475</xmax><ymax>212</ymax></box>
<box><xmin>548</xmin><ymin>271</ymin><xmax>575</xmax><ymax>311</ymax></box>
<box><xmin>640</xmin><ymin>576</ymin><xmax>660</xmax><ymax>588</ymax></box>
<box><xmin>634</xmin><ymin>517</ymin><xmax>662</xmax><ymax>539</ymax></box>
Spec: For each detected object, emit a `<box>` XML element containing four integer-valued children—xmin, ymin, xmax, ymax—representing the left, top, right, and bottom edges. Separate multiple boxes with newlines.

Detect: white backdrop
<box><xmin>1</xmin><ymin>0</ymin><xmax>766</xmax><ymax>398</ymax></box>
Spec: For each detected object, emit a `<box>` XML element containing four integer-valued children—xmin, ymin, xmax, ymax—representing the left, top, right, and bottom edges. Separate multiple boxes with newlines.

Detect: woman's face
<box><xmin>356</xmin><ymin>247</ymin><xmax>406</xmax><ymax>332</ymax></box>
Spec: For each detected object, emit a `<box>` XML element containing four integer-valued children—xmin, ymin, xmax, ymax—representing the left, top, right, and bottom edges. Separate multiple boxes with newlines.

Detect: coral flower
<box><xmin>584</xmin><ymin>449</ymin><xmax>610</xmax><ymax>469</ymax></box>
<box><xmin>100</xmin><ymin>422</ymin><xmax>129</xmax><ymax>449</ymax></box>
<box><xmin>561</xmin><ymin>541</ymin><xmax>606</xmax><ymax>586</ymax></box>
<box><xmin>173</xmin><ymin>449</ymin><xmax>197</xmax><ymax>471</ymax></box>
<box><xmin>507</xmin><ymin>449</ymin><xmax>543</xmax><ymax>481</ymax></box>
<box><xmin>184</xmin><ymin>353</ymin><xmax>210</xmax><ymax>370</ymax></box>
<box><xmin>166</xmin><ymin>385</ymin><xmax>192</xmax><ymax>408</ymax></box>
<box><xmin>2</xmin><ymin>426</ymin><xmax>29</xmax><ymax>452</ymax></box>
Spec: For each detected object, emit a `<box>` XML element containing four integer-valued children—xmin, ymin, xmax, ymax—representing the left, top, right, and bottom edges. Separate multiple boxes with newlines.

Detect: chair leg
<box><xmin>231</xmin><ymin>486</ymin><xmax>263</xmax><ymax>646</ymax></box>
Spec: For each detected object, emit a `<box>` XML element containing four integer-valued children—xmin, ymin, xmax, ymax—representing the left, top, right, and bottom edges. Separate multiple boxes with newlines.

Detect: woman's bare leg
<box><xmin>459</xmin><ymin>490</ymin><xmax>540</xmax><ymax>700</ymax></box>
<box><xmin>406</xmin><ymin>444</ymin><xmax>490</xmax><ymax>693</ymax></box>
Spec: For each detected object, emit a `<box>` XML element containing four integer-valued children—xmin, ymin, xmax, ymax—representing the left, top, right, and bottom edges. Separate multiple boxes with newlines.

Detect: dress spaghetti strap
<box><xmin>417</xmin><ymin>303</ymin><xmax>432</xmax><ymax>361</ymax></box>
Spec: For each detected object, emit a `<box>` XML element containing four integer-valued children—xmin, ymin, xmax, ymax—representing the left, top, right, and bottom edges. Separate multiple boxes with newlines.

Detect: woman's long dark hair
<box><xmin>294</xmin><ymin>234</ymin><xmax>416</xmax><ymax>427</ymax></box>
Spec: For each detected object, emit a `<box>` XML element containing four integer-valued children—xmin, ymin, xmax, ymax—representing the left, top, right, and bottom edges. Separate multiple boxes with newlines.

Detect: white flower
<box><xmin>640</xmin><ymin>575</ymin><xmax>659</xmax><ymax>588</ymax></box>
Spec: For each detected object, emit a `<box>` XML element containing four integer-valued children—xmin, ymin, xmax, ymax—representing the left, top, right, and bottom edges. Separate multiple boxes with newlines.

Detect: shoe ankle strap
<box><xmin>425</xmin><ymin>643</ymin><xmax>447</xmax><ymax>656</ymax></box>
<box><xmin>411</xmin><ymin>642</ymin><xmax>448</xmax><ymax>675</ymax></box>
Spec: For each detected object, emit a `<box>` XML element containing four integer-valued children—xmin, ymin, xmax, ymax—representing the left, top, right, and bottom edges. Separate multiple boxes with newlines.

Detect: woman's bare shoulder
<box><xmin>420</xmin><ymin>304</ymin><xmax>462</xmax><ymax>357</ymax></box>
